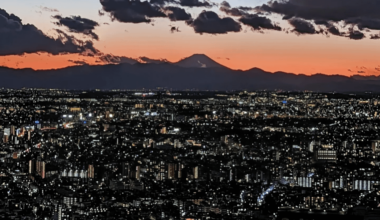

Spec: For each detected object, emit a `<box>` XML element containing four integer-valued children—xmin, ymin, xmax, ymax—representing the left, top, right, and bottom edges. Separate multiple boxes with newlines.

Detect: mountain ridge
<box><xmin>1</xmin><ymin>54</ymin><xmax>380</xmax><ymax>92</ymax></box>
<box><xmin>2</xmin><ymin>53</ymin><xmax>380</xmax><ymax>79</ymax></box>
<box><xmin>0</xmin><ymin>59</ymin><xmax>377</xmax><ymax>80</ymax></box>
<box><xmin>0</xmin><ymin>61</ymin><xmax>380</xmax><ymax>92</ymax></box>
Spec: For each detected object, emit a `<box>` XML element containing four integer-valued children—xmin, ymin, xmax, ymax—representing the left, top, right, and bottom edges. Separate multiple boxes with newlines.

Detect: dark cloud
<box><xmin>257</xmin><ymin>0</ymin><xmax>380</xmax><ymax>22</ymax></box>
<box><xmin>179</xmin><ymin>0</ymin><xmax>213</xmax><ymax>8</ymax></box>
<box><xmin>0</xmin><ymin>13</ymin><xmax>22</xmax><ymax>32</ymax></box>
<box><xmin>256</xmin><ymin>0</ymin><xmax>380</xmax><ymax>39</ymax></box>
<box><xmin>99</xmin><ymin>0</ymin><xmax>214</xmax><ymax>24</ymax></box>
<box><xmin>186</xmin><ymin>11</ymin><xmax>241</xmax><ymax>34</ymax></box>
<box><xmin>170</xmin><ymin>26</ymin><xmax>180</xmax><ymax>33</ymax></box>
<box><xmin>98</xmin><ymin>54</ymin><xmax>138</xmax><ymax>64</ymax></box>
<box><xmin>138</xmin><ymin>56</ymin><xmax>170</xmax><ymax>64</ymax></box>
<box><xmin>55</xmin><ymin>29</ymin><xmax>98</xmax><ymax>55</ymax></box>
<box><xmin>164</xmin><ymin>6</ymin><xmax>192</xmax><ymax>21</ymax></box>
<box><xmin>239</xmin><ymin>14</ymin><xmax>281</xmax><ymax>31</ymax></box>
<box><xmin>101</xmin><ymin>55</ymin><xmax>170</xmax><ymax>64</ymax></box>
<box><xmin>98</xmin><ymin>10</ymin><xmax>105</xmax><ymax>16</ymax></box>
<box><xmin>375</xmin><ymin>68</ymin><xmax>380</xmax><ymax>71</ymax></box>
<box><xmin>220</xmin><ymin>7</ymin><xmax>245</xmax><ymax>17</ymax></box>
<box><xmin>100</xmin><ymin>0</ymin><xmax>166</xmax><ymax>23</ymax></box>
<box><xmin>150</xmin><ymin>0</ymin><xmax>177</xmax><ymax>5</ymax></box>
<box><xmin>348</xmin><ymin>29</ymin><xmax>365</xmax><ymax>40</ymax></box>
<box><xmin>288</xmin><ymin>18</ymin><xmax>317</xmax><ymax>34</ymax></box>
<box><xmin>326</xmin><ymin>24</ymin><xmax>343</xmax><ymax>36</ymax></box>
<box><xmin>68</xmin><ymin>60</ymin><xmax>88</xmax><ymax>65</ymax></box>
<box><xmin>314</xmin><ymin>20</ymin><xmax>329</xmax><ymax>25</ymax></box>
<box><xmin>53</xmin><ymin>15</ymin><xmax>100</xmax><ymax>40</ymax></box>
<box><xmin>40</xmin><ymin>7</ymin><xmax>59</xmax><ymax>13</ymax></box>
<box><xmin>282</xmin><ymin>14</ymin><xmax>293</xmax><ymax>20</ymax></box>
<box><xmin>220</xmin><ymin>1</ymin><xmax>230</xmax><ymax>8</ymax></box>
<box><xmin>357</xmin><ymin>71</ymin><xmax>365</xmax><ymax>73</ymax></box>
<box><xmin>219</xmin><ymin>1</ymin><xmax>254</xmax><ymax>17</ymax></box>
<box><xmin>370</xmin><ymin>34</ymin><xmax>380</xmax><ymax>39</ymax></box>
<box><xmin>237</xmin><ymin>6</ymin><xmax>254</xmax><ymax>11</ymax></box>
<box><xmin>220</xmin><ymin>1</ymin><xmax>246</xmax><ymax>17</ymax></box>
<box><xmin>0</xmin><ymin>8</ymin><xmax>22</xmax><ymax>24</ymax></box>
<box><xmin>345</xmin><ymin>17</ymin><xmax>380</xmax><ymax>30</ymax></box>
<box><xmin>0</xmin><ymin>8</ymin><xmax>98</xmax><ymax>56</ymax></box>
<box><xmin>315</xmin><ymin>21</ymin><xmax>343</xmax><ymax>36</ymax></box>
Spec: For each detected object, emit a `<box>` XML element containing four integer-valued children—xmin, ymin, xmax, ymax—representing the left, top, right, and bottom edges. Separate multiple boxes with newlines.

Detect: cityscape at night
<box><xmin>2</xmin><ymin>0</ymin><xmax>380</xmax><ymax>219</ymax></box>
<box><xmin>0</xmin><ymin>89</ymin><xmax>380</xmax><ymax>219</ymax></box>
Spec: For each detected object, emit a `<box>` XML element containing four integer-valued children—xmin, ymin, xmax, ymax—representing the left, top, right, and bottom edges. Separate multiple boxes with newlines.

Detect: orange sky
<box><xmin>1</xmin><ymin>5</ymin><xmax>380</xmax><ymax>76</ymax></box>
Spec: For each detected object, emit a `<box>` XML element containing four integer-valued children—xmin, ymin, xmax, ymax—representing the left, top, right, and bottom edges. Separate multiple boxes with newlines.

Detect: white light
<box><xmin>63</xmin><ymin>115</ymin><xmax>67</xmax><ymax>118</ymax></box>
<box><xmin>69</xmin><ymin>115</ymin><xmax>73</xmax><ymax>118</ymax></box>
<box><xmin>89</xmin><ymin>113</ymin><xmax>92</xmax><ymax>117</ymax></box>
<box><xmin>109</xmin><ymin>114</ymin><xmax>113</xmax><ymax>118</ymax></box>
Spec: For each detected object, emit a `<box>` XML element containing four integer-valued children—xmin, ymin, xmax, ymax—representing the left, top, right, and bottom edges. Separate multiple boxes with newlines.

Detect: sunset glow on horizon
<box><xmin>1</xmin><ymin>0</ymin><xmax>380</xmax><ymax>76</ymax></box>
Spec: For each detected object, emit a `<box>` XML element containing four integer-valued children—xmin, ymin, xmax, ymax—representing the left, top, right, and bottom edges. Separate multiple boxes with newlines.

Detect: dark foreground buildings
<box><xmin>0</xmin><ymin>88</ymin><xmax>380</xmax><ymax>219</ymax></box>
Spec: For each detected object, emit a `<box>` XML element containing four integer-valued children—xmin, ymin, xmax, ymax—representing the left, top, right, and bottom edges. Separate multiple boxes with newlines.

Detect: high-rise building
<box><xmin>29</xmin><ymin>160</ymin><xmax>35</xmax><ymax>174</ymax></box>
<box><xmin>168</xmin><ymin>163</ymin><xmax>176</xmax><ymax>179</ymax></box>
<box><xmin>229</xmin><ymin>168</ymin><xmax>235</xmax><ymax>182</ymax></box>
<box><xmin>159</xmin><ymin>161</ymin><xmax>166</xmax><ymax>181</ymax></box>
<box><xmin>297</xmin><ymin>177</ymin><xmax>312</xmax><ymax>187</ymax></box>
<box><xmin>178</xmin><ymin>162</ymin><xmax>182</xmax><ymax>179</ymax></box>
<box><xmin>245</xmin><ymin>174</ymin><xmax>251</xmax><ymax>183</ymax></box>
<box><xmin>353</xmin><ymin>179</ymin><xmax>374</xmax><ymax>191</ymax></box>
<box><xmin>256</xmin><ymin>170</ymin><xmax>263</xmax><ymax>182</ymax></box>
<box><xmin>122</xmin><ymin>162</ymin><xmax>130</xmax><ymax>178</ymax></box>
<box><xmin>308</xmin><ymin>141</ymin><xmax>315</xmax><ymax>152</ymax></box>
<box><xmin>136</xmin><ymin>166</ymin><xmax>141</xmax><ymax>180</ymax></box>
<box><xmin>10</xmin><ymin>125</ymin><xmax>16</xmax><ymax>136</ymax></box>
<box><xmin>314</xmin><ymin>150</ymin><xmax>337</xmax><ymax>162</ymax></box>
<box><xmin>36</xmin><ymin>159</ymin><xmax>45</xmax><ymax>179</ymax></box>
<box><xmin>3</xmin><ymin>128</ymin><xmax>10</xmax><ymax>143</ymax></box>
<box><xmin>194</xmin><ymin>166</ymin><xmax>199</xmax><ymax>179</ymax></box>
<box><xmin>340</xmin><ymin>176</ymin><xmax>345</xmax><ymax>189</ymax></box>
<box><xmin>371</xmin><ymin>140</ymin><xmax>380</xmax><ymax>154</ymax></box>
<box><xmin>88</xmin><ymin>165</ymin><xmax>94</xmax><ymax>179</ymax></box>
<box><xmin>41</xmin><ymin>161</ymin><xmax>45</xmax><ymax>179</ymax></box>
<box><xmin>3</xmin><ymin>135</ymin><xmax>8</xmax><ymax>143</ymax></box>
<box><xmin>275</xmin><ymin>151</ymin><xmax>280</xmax><ymax>161</ymax></box>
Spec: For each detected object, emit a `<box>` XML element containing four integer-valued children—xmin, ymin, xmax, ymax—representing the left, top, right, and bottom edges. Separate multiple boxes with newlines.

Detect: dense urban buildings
<box><xmin>1</xmin><ymin>88</ymin><xmax>380</xmax><ymax>219</ymax></box>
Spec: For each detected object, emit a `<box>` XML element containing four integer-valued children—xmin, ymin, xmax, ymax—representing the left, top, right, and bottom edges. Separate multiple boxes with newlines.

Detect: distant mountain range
<box><xmin>123</xmin><ymin>54</ymin><xmax>227</xmax><ymax>68</ymax></box>
<box><xmin>2</xmin><ymin>54</ymin><xmax>380</xmax><ymax>92</ymax></box>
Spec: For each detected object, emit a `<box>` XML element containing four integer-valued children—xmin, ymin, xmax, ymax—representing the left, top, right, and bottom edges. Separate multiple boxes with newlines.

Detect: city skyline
<box><xmin>1</xmin><ymin>89</ymin><xmax>380</xmax><ymax>219</ymax></box>
<box><xmin>1</xmin><ymin>0</ymin><xmax>380</xmax><ymax>76</ymax></box>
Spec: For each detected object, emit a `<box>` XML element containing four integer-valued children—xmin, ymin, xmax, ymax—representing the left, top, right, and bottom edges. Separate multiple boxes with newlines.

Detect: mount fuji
<box><xmin>174</xmin><ymin>54</ymin><xmax>227</xmax><ymax>69</ymax></box>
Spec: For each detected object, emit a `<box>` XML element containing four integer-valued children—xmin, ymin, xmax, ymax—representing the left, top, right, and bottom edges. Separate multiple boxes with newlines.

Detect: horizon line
<box><xmin>1</xmin><ymin>63</ymin><xmax>379</xmax><ymax>78</ymax></box>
